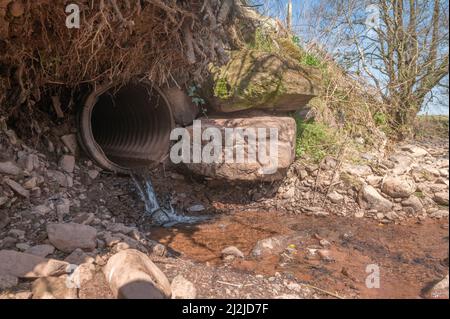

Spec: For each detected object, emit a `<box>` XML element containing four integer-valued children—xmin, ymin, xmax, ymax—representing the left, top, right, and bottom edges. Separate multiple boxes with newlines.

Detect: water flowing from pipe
<box><xmin>131</xmin><ymin>171</ymin><xmax>207</xmax><ymax>227</ymax></box>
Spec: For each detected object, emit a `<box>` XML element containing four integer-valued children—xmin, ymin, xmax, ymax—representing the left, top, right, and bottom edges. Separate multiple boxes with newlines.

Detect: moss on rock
<box><xmin>207</xmin><ymin>49</ymin><xmax>320</xmax><ymax>113</ymax></box>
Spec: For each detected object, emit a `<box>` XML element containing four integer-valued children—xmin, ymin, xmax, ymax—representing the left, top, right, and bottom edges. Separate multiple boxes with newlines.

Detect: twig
<box><xmin>300</xmin><ymin>283</ymin><xmax>345</xmax><ymax>299</ymax></box>
<box><xmin>217</xmin><ymin>281</ymin><xmax>243</xmax><ymax>288</ymax></box>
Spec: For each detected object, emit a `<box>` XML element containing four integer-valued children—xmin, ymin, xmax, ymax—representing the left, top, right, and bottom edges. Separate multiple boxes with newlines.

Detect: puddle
<box><xmin>150</xmin><ymin>210</ymin><xmax>449</xmax><ymax>298</ymax></box>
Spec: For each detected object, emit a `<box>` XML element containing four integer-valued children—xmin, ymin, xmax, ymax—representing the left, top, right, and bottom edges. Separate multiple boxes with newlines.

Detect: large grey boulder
<box><xmin>181</xmin><ymin>117</ymin><xmax>296</xmax><ymax>181</ymax></box>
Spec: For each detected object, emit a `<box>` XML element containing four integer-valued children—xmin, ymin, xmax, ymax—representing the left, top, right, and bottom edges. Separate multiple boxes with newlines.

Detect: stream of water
<box><xmin>131</xmin><ymin>171</ymin><xmax>208</xmax><ymax>227</ymax></box>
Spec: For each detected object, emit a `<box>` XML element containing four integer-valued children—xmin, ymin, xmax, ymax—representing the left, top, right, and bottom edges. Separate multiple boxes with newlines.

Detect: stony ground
<box><xmin>0</xmin><ymin>121</ymin><xmax>448</xmax><ymax>299</ymax></box>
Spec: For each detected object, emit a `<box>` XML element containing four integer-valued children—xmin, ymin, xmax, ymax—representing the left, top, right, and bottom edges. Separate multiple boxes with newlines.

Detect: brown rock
<box><xmin>0</xmin><ymin>250</ymin><xmax>69</xmax><ymax>278</ymax></box>
<box><xmin>64</xmin><ymin>249</ymin><xmax>94</xmax><ymax>265</ymax></box>
<box><xmin>0</xmin><ymin>211</ymin><xmax>10</xmax><ymax>230</ymax></box>
<box><xmin>25</xmin><ymin>244</ymin><xmax>55</xmax><ymax>258</ymax></box>
<box><xmin>382</xmin><ymin>176</ymin><xmax>416</xmax><ymax>198</ymax></box>
<box><xmin>0</xmin><ymin>274</ymin><xmax>19</xmax><ymax>290</ymax></box>
<box><xmin>0</xmin><ymin>161</ymin><xmax>21</xmax><ymax>176</ymax></box>
<box><xmin>359</xmin><ymin>185</ymin><xmax>393</xmax><ymax>212</ymax></box>
<box><xmin>46</xmin><ymin>223</ymin><xmax>97</xmax><ymax>253</ymax></box>
<box><xmin>61</xmin><ymin>134</ymin><xmax>78</xmax><ymax>155</ymax></box>
<box><xmin>58</xmin><ymin>155</ymin><xmax>75</xmax><ymax>173</ymax></box>
<box><xmin>4</xmin><ymin>178</ymin><xmax>29</xmax><ymax>198</ymax></box>
<box><xmin>434</xmin><ymin>192</ymin><xmax>449</xmax><ymax>206</ymax></box>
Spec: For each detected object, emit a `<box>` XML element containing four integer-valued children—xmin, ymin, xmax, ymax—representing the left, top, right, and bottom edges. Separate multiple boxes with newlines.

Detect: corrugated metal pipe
<box><xmin>78</xmin><ymin>81</ymin><xmax>174</xmax><ymax>173</ymax></box>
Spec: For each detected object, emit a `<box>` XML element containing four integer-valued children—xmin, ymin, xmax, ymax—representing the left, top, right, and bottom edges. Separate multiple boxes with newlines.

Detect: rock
<box><xmin>0</xmin><ymin>250</ymin><xmax>69</xmax><ymax>278</ymax></box>
<box><xmin>318</xmin><ymin>249</ymin><xmax>334</xmax><ymax>261</ymax></box>
<box><xmin>70</xmin><ymin>262</ymin><xmax>95</xmax><ymax>288</ymax></box>
<box><xmin>207</xmin><ymin>50</ymin><xmax>318</xmax><ymax>113</ymax></box>
<box><xmin>64</xmin><ymin>249</ymin><xmax>94</xmax><ymax>265</ymax></box>
<box><xmin>72</xmin><ymin>212</ymin><xmax>95</xmax><ymax>225</ymax></box>
<box><xmin>150</xmin><ymin>243</ymin><xmax>167</xmax><ymax>257</ymax></box>
<box><xmin>221</xmin><ymin>246</ymin><xmax>245</xmax><ymax>259</ymax></box>
<box><xmin>429</xmin><ymin>210</ymin><xmax>449</xmax><ymax>219</ymax></box>
<box><xmin>319</xmin><ymin>239</ymin><xmax>331</xmax><ymax>247</ymax></box>
<box><xmin>61</xmin><ymin>134</ymin><xmax>78</xmax><ymax>155</ymax></box>
<box><xmin>32</xmin><ymin>204</ymin><xmax>53</xmax><ymax>216</ymax></box>
<box><xmin>87</xmin><ymin>169</ymin><xmax>100</xmax><ymax>180</ymax></box>
<box><xmin>251</xmin><ymin>236</ymin><xmax>287</xmax><ymax>258</ymax></box>
<box><xmin>0</xmin><ymin>196</ymin><xmax>8</xmax><ymax>207</ymax></box>
<box><xmin>401</xmin><ymin>196</ymin><xmax>424</xmax><ymax>214</ymax></box>
<box><xmin>4</xmin><ymin>178</ymin><xmax>29</xmax><ymax>198</ymax></box>
<box><xmin>381</xmin><ymin>176</ymin><xmax>416</xmax><ymax>198</ymax></box>
<box><xmin>103</xmin><ymin>233</ymin><xmax>121</xmax><ymax>247</ymax></box>
<box><xmin>14</xmin><ymin>292</ymin><xmax>33</xmax><ymax>299</ymax></box>
<box><xmin>354</xmin><ymin>211</ymin><xmax>365</xmax><ymax>218</ymax></box>
<box><xmin>25</xmin><ymin>245</ymin><xmax>55</xmax><ymax>258</ymax></box>
<box><xmin>0</xmin><ymin>161</ymin><xmax>21</xmax><ymax>176</ymax></box>
<box><xmin>342</xmin><ymin>164</ymin><xmax>372</xmax><ymax>177</ymax></box>
<box><xmin>183</xmin><ymin>117</ymin><xmax>297</xmax><ymax>181</ymax></box>
<box><xmin>56</xmin><ymin>199</ymin><xmax>71</xmax><ymax>220</ymax></box>
<box><xmin>30</xmin><ymin>187</ymin><xmax>42</xmax><ymax>198</ymax></box>
<box><xmin>32</xmin><ymin>276</ymin><xmax>78</xmax><ymax>299</ymax></box>
<box><xmin>16</xmin><ymin>243</ymin><xmax>30</xmax><ymax>251</ymax></box>
<box><xmin>359</xmin><ymin>185</ymin><xmax>393</xmax><ymax>212</ymax></box>
<box><xmin>23</xmin><ymin>177</ymin><xmax>37</xmax><ymax>189</ymax></box>
<box><xmin>401</xmin><ymin>145</ymin><xmax>428</xmax><ymax>157</ymax></box>
<box><xmin>0</xmin><ymin>274</ymin><xmax>19</xmax><ymax>290</ymax></box>
<box><xmin>59</xmin><ymin>155</ymin><xmax>75</xmax><ymax>173</ymax></box>
<box><xmin>170</xmin><ymin>275</ymin><xmax>197</xmax><ymax>299</ymax></box>
<box><xmin>47</xmin><ymin>170</ymin><xmax>72</xmax><ymax>188</ymax></box>
<box><xmin>434</xmin><ymin>192</ymin><xmax>449</xmax><ymax>206</ymax></box>
<box><xmin>106</xmin><ymin>223</ymin><xmax>134</xmax><ymax>235</ymax></box>
<box><xmin>425</xmin><ymin>274</ymin><xmax>449</xmax><ymax>299</ymax></box>
<box><xmin>439</xmin><ymin>168</ymin><xmax>449</xmax><ymax>178</ymax></box>
<box><xmin>112</xmin><ymin>233</ymin><xmax>147</xmax><ymax>253</ymax></box>
<box><xmin>281</xmin><ymin>187</ymin><xmax>295</xmax><ymax>199</ymax></box>
<box><xmin>9</xmin><ymin>229</ymin><xmax>25</xmax><ymax>239</ymax></box>
<box><xmin>162</xmin><ymin>87</ymin><xmax>199</xmax><ymax>126</ymax></box>
<box><xmin>46</xmin><ymin>223</ymin><xmax>97</xmax><ymax>253</ymax></box>
<box><xmin>366</xmin><ymin>175</ymin><xmax>383</xmax><ymax>187</ymax></box>
<box><xmin>187</xmin><ymin>204</ymin><xmax>206</xmax><ymax>212</ymax></box>
<box><xmin>0</xmin><ymin>211</ymin><xmax>10</xmax><ymax>230</ymax></box>
<box><xmin>388</xmin><ymin>154</ymin><xmax>414</xmax><ymax>175</ymax></box>
<box><xmin>327</xmin><ymin>191</ymin><xmax>344</xmax><ymax>204</ymax></box>
<box><xmin>103</xmin><ymin>249</ymin><xmax>171</xmax><ymax>299</ymax></box>
<box><xmin>384</xmin><ymin>211</ymin><xmax>398</xmax><ymax>220</ymax></box>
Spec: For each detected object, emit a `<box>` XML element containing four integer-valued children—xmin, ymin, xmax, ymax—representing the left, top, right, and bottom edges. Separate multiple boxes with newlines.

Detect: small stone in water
<box><xmin>187</xmin><ymin>204</ymin><xmax>206</xmax><ymax>212</ymax></box>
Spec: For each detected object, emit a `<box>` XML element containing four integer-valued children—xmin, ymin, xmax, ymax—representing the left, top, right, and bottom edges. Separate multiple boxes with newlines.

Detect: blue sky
<box><xmin>256</xmin><ymin>0</ymin><xmax>449</xmax><ymax>115</ymax></box>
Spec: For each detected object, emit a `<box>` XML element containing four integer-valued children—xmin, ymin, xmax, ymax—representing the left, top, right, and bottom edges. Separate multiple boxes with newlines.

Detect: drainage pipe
<box><xmin>78</xmin><ymin>81</ymin><xmax>174</xmax><ymax>173</ymax></box>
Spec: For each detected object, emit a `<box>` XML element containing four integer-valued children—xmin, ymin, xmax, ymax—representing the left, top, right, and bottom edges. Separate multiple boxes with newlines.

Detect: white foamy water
<box><xmin>131</xmin><ymin>172</ymin><xmax>207</xmax><ymax>227</ymax></box>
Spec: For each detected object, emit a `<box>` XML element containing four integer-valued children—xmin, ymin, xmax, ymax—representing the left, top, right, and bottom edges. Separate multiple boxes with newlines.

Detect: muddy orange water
<box><xmin>151</xmin><ymin>211</ymin><xmax>449</xmax><ymax>299</ymax></box>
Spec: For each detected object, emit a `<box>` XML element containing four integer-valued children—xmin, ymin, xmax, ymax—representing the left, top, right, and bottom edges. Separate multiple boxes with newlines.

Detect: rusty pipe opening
<box><xmin>78</xmin><ymin>81</ymin><xmax>174</xmax><ymax>173</ymax></box>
